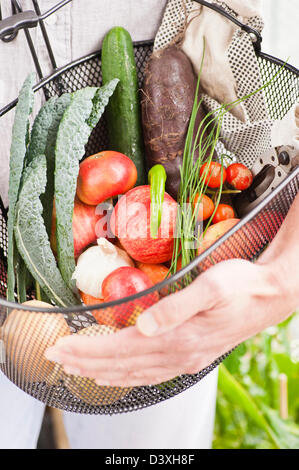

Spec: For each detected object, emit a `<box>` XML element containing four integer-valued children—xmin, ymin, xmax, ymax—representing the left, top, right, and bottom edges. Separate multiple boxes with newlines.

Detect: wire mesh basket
<box><xmin>0</xmin><ymin>0</ymin><xmax>298</xmax><ymax>415</ymax></box>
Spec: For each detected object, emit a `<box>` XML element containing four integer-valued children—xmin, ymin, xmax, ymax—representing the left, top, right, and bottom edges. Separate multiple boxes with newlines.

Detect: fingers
<box><xmin>58</xmin><ymin>352</ymin><xmax>172</xmax><ymax>378</ymax></box>
<box><xmin>136</xmin><ymin>272</ymin><xmax>218</xmax><ymax>336</ymax></box>
<box><xmin>95</xmin><ymin>368</ymin><xmax>178</xmax><ymax>388</ymax></box>
<box><xmin>45</xmin><ymin>325</ymin><xmax>169</xmax><ymax>362</ymax></box>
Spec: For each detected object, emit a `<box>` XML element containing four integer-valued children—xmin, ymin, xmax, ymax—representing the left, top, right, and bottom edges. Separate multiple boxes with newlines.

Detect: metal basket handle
<box><xmin>0</xmin><ymin>9</ymin><xmax>38</xmax><ymax>40</ymax></box>
<box><xmin>0</xmin><ymin>0</ymin><xmax>73</xmax><ymax>84</ymax></box>
<box><xmin>193</xmin><ymin>0</ymin><xmax>263</xmax><ymax>52</ymax></box>
<box><xmin>0</xmin><ymin>0</ymin><xmax>263</xmax><ymax>83</ymax></box>
<box><xmin>0</xmin><ymin>1</ymin><xmax>263</xmax><ymax>49</ymax></box>
<box><xmin>0</xmin><ymin>0</ymin><xmax>72</xmax><ymax>40</ymax></box>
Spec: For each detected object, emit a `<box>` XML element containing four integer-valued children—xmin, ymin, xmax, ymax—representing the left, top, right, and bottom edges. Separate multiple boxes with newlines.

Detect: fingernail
<box><xmin>45</xmin><ymin>349</ymin><xmax>62</xmax><ymax>364</ymax></box>
<box><xmin>137</xmin><ymin>312</ymin><xmax>159</xmax><ymax>336</ymax></box>
<box><xmin>64</xmin><ymin>366</ymin><xmax>81</xmax><ymax>376</ymax></box>
<box><xmin>95</xmin><ymin>379</ymin><xmax>111</xmax><ymax>387</ymax></box>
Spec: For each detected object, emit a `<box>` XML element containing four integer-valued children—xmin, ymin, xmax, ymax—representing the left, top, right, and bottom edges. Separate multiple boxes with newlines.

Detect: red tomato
<box><xmin>77</xmin><ymin>151</ymin><xmax>137</xmax><ymax>205</ymax></box>
<box><xmin>212</xmin><ymin>204</ymin><xmax>235</xmax><ymax>224</ymax></box>
<box><xmin>102</xmin><ymin>267</ymin><xmax>159</xmax><ymax>327</ymax></box>
<box><xmin>193</xmin><ymin>194</ymin><xmax>215</xmax><ymax>221</ymax></box>
<box><xmin>200</xmin><ymin>162</ymin><xmax>227</xmax><ymax>189</ymax></box>
<box><xmin>226</xmin><ymin>163</ymin><xmax>253</xmax><ymax>191</ymax></box>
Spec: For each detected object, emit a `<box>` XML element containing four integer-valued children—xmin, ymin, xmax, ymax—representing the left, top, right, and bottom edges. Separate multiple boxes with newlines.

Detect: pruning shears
<box><xmin>234</xmin><ymin>146</ymin><xmax>298</xmax><ymax>217</ymax></box>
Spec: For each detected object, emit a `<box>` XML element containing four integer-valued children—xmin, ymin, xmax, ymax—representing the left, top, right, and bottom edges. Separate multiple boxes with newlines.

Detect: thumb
<box><xmin>136</xmin><ymin>273</ymin><xmax>217</xmax><ymax>337</ymax></box>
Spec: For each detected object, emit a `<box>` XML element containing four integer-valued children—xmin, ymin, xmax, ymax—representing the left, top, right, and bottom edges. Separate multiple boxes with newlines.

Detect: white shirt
<box><xmin>0</xmin><ymin>0</ymin><xmax>168</xmax><ymax>206</ymax></box>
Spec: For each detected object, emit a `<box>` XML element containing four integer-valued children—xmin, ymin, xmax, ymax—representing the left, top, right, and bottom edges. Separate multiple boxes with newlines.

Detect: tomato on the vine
<box><xmin>200</xmin><ymin>162</ymin><xmax>227</xmax><ymax>189</ymax></box>
<box><xmin>212</xmin><ymin>204</ymin><xmax>235</xmax><ymax>224</ymax></box>
<box><xmin>226</xmin><ymin>163</ymin><xmax>253</xmax><ymax>191</ymax></box>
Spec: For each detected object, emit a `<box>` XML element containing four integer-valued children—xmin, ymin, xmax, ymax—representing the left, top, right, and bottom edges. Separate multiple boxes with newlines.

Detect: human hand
<box><xmin>45</xmin><ymin>258</ymin><xmax>296</xmax><ymax>387</ymax></box>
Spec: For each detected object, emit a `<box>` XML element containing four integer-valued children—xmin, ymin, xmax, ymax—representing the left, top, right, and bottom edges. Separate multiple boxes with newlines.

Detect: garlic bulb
<box><xmin>72</xmin><ymin>238</ymin><xmax>134</xmax><ymax>299</ymax></box>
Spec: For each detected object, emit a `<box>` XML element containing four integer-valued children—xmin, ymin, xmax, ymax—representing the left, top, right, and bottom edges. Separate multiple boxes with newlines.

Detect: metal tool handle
<box><xmin>194</xmin><ymin>0</ymin><xmax>263</xmax><ymax>52</ymax></box>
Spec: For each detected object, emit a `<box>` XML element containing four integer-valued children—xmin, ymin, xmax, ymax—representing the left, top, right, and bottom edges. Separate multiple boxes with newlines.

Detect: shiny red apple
<box><xmin>102</xmin><ymin>266</ymin><xmax>158</xmax><ymax>327</ymax></box>
<box><xmin>110</xmin><ymin>185</ymin><xmax>177</xmax><ymax>264</ymax></box>
<box><xmin>51</xmin><ymin>197</ymin><xmax>106</xmax><ymax>258</ymax></box>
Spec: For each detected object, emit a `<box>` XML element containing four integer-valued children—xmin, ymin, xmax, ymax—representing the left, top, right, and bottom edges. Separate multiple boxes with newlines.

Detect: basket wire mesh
<box><xmin>0</xmin><ymin>2</ymin><xmax>298</xmax><ymax>415</ymax></box>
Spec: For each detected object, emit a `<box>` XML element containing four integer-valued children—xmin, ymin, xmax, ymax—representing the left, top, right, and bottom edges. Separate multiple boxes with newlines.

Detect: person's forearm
<box><xmin>257</xmin><ymin>192</ymin><xmax>299</xmax><ymax>308</ymax></box>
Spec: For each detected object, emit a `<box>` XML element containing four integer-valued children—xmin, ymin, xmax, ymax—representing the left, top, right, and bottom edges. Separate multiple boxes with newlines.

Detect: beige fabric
<box><xmin>181</xmin><ymin>3</ymin><xmax>246</xmax><ymax>122</ymax></box>
<box><xmin>0</xmin><ymin>0</ymin><xmax>168</xmax><ymax>206</ymax></box>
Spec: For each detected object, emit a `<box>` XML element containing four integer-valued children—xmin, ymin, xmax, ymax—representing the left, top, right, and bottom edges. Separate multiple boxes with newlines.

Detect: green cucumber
<box><xmin>101</xmin><ymin>27</ymin><xmax>146</xmax><ymax>185</ymax></box>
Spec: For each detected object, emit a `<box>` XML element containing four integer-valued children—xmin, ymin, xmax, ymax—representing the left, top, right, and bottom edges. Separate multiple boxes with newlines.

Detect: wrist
<box><xmin>258</xmin><ymin>258</ymin><xmax>299</xmax><ymax>322</ymax></box>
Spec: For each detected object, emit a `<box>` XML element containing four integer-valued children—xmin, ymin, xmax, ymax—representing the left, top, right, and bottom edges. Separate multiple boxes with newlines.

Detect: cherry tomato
<box><xmin>200</xmin><ymin>162</ymin><xmax>227</xmax><ymax>189</ymax></box>
<box><xmin>226</xmin><ymin>163</ymin><xmax>253</xmax><ymax>191</ymax></box>
<box><xmin>193</xmin><ymin>194</ymin><xmax>215</xmax><ymax>221</ymax></box>
<box><xmin>212</xmin><ymin>204</ymin><xmax>235</xmax><ymax>224</ymax></box>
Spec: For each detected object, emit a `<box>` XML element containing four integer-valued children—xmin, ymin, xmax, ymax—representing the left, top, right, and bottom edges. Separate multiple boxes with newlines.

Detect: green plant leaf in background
<box><xmin>54</xmin><ymin>80</ymin><xmax>119</xmax><ymax>290</ymax></box>
<box><xmin>222</xmin><ymin>343</ymin><xmax>247</xmax><ymax>375</ymax></box>
<box><xmin>14</xmin><ymin>155</ymin><xmax>79</xmax><ymax>307</ymax></box>
<box><xmin>262</xmin><ymin>404</ymin><xmax>299</xmax><ymax>449</ymax></box>
<box><xmin>218</xmin><ymin>364</ymin><xmax>280</xmax><ymax>448</ymax></box>
<box><xmin>7</xmin><ymin>73</ymin><xmax>35</xmax><ymax>302</ymax></box>
<box><xmin>214</xmin><ymin>314</ymin><xmax>299</xmax><ymax>449</ymax></box>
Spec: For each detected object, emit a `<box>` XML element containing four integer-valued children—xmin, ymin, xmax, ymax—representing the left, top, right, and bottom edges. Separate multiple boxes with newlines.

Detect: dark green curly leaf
<box><xmin>27</xmin><ymin>94</ymin><xmax>72</xmax><ymax>236</ymax></box>
<box><xmin>7</xmin><ymin>73</ymin><xmax>35</xmax><ymax>301</ymax></box>
<box><xmin>55</xmin><ymin>80</ymin><xmax>119</xmax><ymax>289</ymax></box>
<box><xmin>14</xmin><ymin>155</ymin><xmax>80</xmax><ymax>307</ymax></box>
<box><xmin>16</xmin><ymin>253</ymin><xmax>27</xmax><ymax>304</ymax></box>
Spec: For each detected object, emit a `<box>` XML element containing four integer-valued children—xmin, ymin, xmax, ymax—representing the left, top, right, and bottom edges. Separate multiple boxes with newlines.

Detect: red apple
<box><xmin>110</xmin><ymin>186</ymin><xmax>177</xmax><ymax>264</ymax></box>
<box><xmin>102</xmin><ymin>267</ymin><xmax>158</xmax><ymax>327</ymax></box>
<box><xmin>77</xmin><ymin>151</ymin><xmax>138</xmax><ymax>206</ymax></box>
<box><xmin>51</xmin><ymin>198</ymin><xmax>106</xmax><ymax>259</ymax></box>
